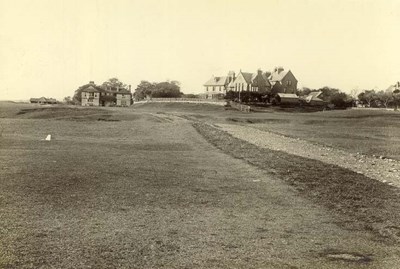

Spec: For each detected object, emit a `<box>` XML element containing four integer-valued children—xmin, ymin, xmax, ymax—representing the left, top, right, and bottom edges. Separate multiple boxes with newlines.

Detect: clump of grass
<box><xmin>193</xmin><ymin>122</ymin><xmax>400</xmax><ymax>243</ymax></box>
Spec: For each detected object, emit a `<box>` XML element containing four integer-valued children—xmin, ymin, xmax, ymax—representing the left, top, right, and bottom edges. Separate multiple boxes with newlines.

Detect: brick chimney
<box><xmin>228</xmin><ymin>71</ymin><xmax>235</xmax><ymax>83</ymax></box>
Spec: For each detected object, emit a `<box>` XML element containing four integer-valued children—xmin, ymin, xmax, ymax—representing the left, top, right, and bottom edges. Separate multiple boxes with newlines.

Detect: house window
<box><xmin>219</xmin><ymin>86</ymin><xmax>221</xmax><ymax>92</ymax></box>
<box><xmin>287</xmin><ymin>81</ymin><xmax>292</xmax><ymax>86</ymax></box>
<box><xmin>212</xmin><ymin>86</ymin><xmax>215</xmax><ymax>91</ymax></box>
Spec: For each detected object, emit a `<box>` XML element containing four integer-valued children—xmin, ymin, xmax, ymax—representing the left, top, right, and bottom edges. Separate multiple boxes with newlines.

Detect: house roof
<box><xmin>240</xmin><ymin>72</ymin><xmax>254</xmax><ymax>84</ymax></box>
<box><xmin>309</xmin><ymin>91</ymin><xmax>322</xmax><ymax>98</ymax></box>
<box><xmin>204</xmin><ymin>76</ymin><xmax>229</xmax><ymax>86</ymax></box>
<box><xmin>116</xmin><ymin>89</ymin><xmax>132</xmax><ymax>94</ymax></box>
<box><xmin>302</xmin><ymin>91</ymin><xmax>325</xmax><ymax>103</ymax></box>
<box><xmin>269</xmin><ymin>70</ymin><xmax>290</xmax><ymax>82</ymax></box>
<box><xmin>277</xmin><ymin>93</ymin><xmax>299</xmax><ymax>99</ymax></box>
<box><xmin>30</xmin><ymin>97</ymin><xmax>57</xmax><ymax>102</ymax></box>
<box><xmin>82</xmin><ymin>85</ymin><xmax>104</xmax><ymax>93</ymax></box>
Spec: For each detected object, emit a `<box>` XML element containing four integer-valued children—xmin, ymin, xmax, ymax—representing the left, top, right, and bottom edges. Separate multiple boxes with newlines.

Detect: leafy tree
<box><xmin>330</xmin><ymin>92</ymin><xmax>352</xmax><ymax>108</ymax></box>
<box><xmin>350</xmin><ymin>88</ymin><xmax>360</xmax><ymax>100</ymax></box>
<box><xmin>393</xmin><ymin>89</ymin><xmax>400</xmax><ymax>111</ymax></box>
<box><xmin>101</xmin><ymin>77</ymin><xmax>128</xmax><ymax>91</ymax></box>
<box><xmin>134</xmin><ymin>80</ymin><xmax>156</xmax><ymax>100</ymax></box>
<box><xmin>376</xmin><ymin>90</ymin><xmax>393</xmax><ymax>108</ymax></box>
<box><xmin>63</xmin><ymin>96</ymin><xmax>76</xmax><ymax>105</ymax></box>
<box><xmin>297</xmin><ymin>87</ymin><xmax>312</xmax><ymax>96</ymax></box>
<box><xmin>134</xmin><ymin>80</ymin><xmax>182</xmax><ymax>99</ymax></box>
<box><xmin>358</xmin><ymin>90</ymin><xmax>377</xmax><ymax>107</ymax></box>
<box><xmin>152</xmin><ymin>81</ymin><xmax>182</xmax><ymax>98</ymax></box>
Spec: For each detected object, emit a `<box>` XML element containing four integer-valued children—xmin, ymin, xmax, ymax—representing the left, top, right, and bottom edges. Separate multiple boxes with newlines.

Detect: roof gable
<box><xmin>81</xmin><ymin>84</ymin><xmax>104</xmax><ymax>93</ymax></box>
<box><xmin>204</xmin><ymin>76</ymin><xmax>229</xmax><ymax>86</ymax></box>
<box><xmin>269</xmin><ymin>69</ymin><xmax>297</xmax><ymax>83</ymax></box>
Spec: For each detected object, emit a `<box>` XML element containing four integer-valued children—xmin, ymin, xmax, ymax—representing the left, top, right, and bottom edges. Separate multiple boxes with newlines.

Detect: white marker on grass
<box><xmin>45</xmin><ymin>134</ymin><xmax>51</xmax><ymax>141</ymax></box>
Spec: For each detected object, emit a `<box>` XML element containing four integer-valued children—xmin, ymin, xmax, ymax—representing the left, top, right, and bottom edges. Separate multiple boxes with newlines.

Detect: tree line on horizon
<box><xmin>296</xmin><ymin>86</ymin><xmax>399</xmax><ymax>109</ymax></box>
<box><xmin>64</xmin><ymin>78</ymin><xmax>400</xmax><ymax>110</ymax></box>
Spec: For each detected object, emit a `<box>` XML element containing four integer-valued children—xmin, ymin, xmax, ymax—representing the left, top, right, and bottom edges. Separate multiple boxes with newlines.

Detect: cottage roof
<box><xmin>277</xmin><ymin>93</ymin><xmax>299</xmax><ymax>99</ymax></box>
<box><xmin>302</xmin><ymin>91</ymin><xmax>325</xmax><ymax>103</ymax></box>
<box><xmin>30</xmin><ymin>97</ymin><xmax>57</xmax><ymax>102</ymax></box>
<box><xmin>204</xmin><ymin>76</ymin><xmax>229</xmax><ymax>86</ymax></box>
<box><xmin>308</xmin><ymin>91</ymin><xmax>322</xmax><ymax>98</ymax></box>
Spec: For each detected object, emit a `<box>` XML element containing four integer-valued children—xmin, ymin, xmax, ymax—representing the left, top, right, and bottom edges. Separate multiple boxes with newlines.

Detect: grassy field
<box><xmin>133</xmin><ymin>102</ymin><xmax>400</xmax><ymax>160</ymax></box>
<box><xmin>1</xmin><ymin>102</ymin><xmax>400</xmax><ymax>268</ymax></box>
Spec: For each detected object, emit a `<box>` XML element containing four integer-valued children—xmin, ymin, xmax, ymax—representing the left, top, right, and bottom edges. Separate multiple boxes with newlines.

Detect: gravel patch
<box><xmin>218</xmin><ymin>124</ymin><xmax>400</xmax><ymax>188</ymax></box>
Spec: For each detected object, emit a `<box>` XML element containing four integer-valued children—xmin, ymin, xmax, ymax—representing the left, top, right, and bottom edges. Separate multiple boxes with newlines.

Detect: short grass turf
<box><xmin>192</xmin><ymin>122</ymin><xmax>400</xmax><ymax>243</ymax></box>
<box><xmin>1</xmin><ymin>103</ymin><xmax>400</xmax><ymax>268</ymax></box>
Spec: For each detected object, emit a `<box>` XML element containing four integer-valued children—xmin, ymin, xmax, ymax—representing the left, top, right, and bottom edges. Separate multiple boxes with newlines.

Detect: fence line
<box><xmin>350</xmin><ymin>107</ymin><xmax>395</xmax><ymax>111</ymax></box>
<box><xmin>229</xmin><ymin>101</ymin><xmax>251</xmax><ymax>112</ymax></box>
<box><xmin>134</xmin><ymin>98</ymin><xmax>227</xmax><ymax>106</ymax></box>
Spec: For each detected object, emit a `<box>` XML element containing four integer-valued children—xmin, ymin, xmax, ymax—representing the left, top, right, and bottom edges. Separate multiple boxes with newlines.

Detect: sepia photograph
<box><xmin>0</xmin><ymin>0</ymin><xmax>400</xmax><ymax>268</ymax></box>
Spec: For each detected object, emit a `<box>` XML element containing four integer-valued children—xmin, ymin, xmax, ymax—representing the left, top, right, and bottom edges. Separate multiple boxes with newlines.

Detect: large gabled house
<box><xmin>203</xmin><ymin>71</ymin><xmax>235</xmax><ymax>99</ymax></box>
<box><xmin>80</xmin><ymin>81</ymin><xmax>132</xmax><ymax>107</ymax></box>
<box><xmin>203</xmin><ymin>67</ymin><xmax>297</xmax><ymax>99</ymax></box>
<box><xmin>269</xmin><ymin>67</ymin><xmax>298</xmax><ymax>94</ymax></box>
<box><xmin>227</xmin><ymin>70</ymin><xmax>271</xmax><ymax>93</ymax></box>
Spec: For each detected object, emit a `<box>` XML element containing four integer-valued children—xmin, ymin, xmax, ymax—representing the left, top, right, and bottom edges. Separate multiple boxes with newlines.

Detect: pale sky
<box><xmin>0</xmin><ymin>0</ymin><xmax>399</xmax><ymax>100</ymax></box>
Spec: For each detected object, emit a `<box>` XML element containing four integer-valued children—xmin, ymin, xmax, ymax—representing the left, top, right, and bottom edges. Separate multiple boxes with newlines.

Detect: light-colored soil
<box><xmin>218</xmin><ymin>123</ymin><xmax>400</xmax><ymax>188</ymax></box>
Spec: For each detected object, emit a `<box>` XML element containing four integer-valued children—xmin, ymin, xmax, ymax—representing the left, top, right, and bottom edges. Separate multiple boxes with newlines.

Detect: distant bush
<box><xmin>183</xmin><ymin>94</ymin><xmax>200</xmax><ymax>98</ymax></box>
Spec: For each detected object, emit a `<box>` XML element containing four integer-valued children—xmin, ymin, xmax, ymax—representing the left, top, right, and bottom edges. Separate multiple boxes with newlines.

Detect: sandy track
<box><xmin>218</xmin><ymin>123</ymin><xmax>400</xmax><ymax>188</ymax></box>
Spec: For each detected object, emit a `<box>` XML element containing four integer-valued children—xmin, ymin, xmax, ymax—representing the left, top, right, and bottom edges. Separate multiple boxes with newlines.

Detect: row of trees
<box><xmin>357</xmin><ymin>89</ymin><xmax>400</xmax><ymax>109</ymax></box>
<box><xmin>298</xmin><ymin>87</ymin><xmax>400</xmax><ymax>109</ymax></box>
<box><xmin>134</xmin><ymin>80</ymin><xmax>183</xmax><ymax>99</ymax></box>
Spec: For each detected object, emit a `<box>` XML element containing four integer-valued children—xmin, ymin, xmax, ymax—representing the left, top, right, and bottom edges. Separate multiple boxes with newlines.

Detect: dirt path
<box><xmin>218</xmin><ymin>123</ymin><xmax>400</xmax><ymax>188</ymax></box>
